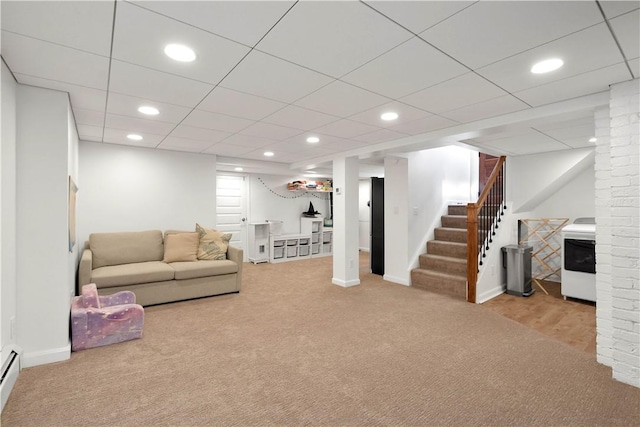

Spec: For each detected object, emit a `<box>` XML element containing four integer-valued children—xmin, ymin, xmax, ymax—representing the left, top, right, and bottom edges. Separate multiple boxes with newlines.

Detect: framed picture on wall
<box><xmin>69</xmin><ymin>176</ymin><xmax>78</xmax><ymax>252</ymax></box>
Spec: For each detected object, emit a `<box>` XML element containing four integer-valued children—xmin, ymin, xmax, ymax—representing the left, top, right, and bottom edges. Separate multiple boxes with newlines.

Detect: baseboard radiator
<box><xmin>1</xmin><ymin>350</ymin><xmax>20</xmax><ymax>412</ymax></box>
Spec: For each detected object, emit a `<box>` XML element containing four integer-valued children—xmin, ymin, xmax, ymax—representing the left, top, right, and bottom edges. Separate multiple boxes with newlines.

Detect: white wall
<box><xmin>1</xmin><ymin>61</ymin><xmax>18</xmax><ymax>366</ymax></box>
<box><xmin>358</xmin><ymin>179</ymin><xmax>371</xmax><ymax>252</ymax></box>
<box><xmin>15</xmin><ymin>85</ymin><xmax>75</xmax><ymax>367</ymax></box>
<box><xmin>407</xmin><ymin>146</ymin><xmax>476</xmax><ymax>268</ymax></box>
<box><xmin>247</xmin><ymin>174</ymin><xmax>330</xmax><ymax>234</ymax></box>
<box><xmin>78</xmin><ymin>142</ymin><xmax>217</xmax><ymax>247</ymax></box>
<box><xmin>384</xmin><ymin>157</ymin><xmax>409</xmax><ymax>285</ymax></box>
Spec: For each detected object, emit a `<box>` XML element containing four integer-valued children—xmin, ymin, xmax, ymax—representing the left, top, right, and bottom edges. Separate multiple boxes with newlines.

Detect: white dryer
<box><xmin>561</xmin><ymin>220</ymin><xmax>596</xmax><ymax>302</ymax></box>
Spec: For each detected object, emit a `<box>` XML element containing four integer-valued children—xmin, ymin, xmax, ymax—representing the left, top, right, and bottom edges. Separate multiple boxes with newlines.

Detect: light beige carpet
<box><xmin>2</xmin><ymin>255</ymin><xmax>639</xmax><ymax>426</ymax></box>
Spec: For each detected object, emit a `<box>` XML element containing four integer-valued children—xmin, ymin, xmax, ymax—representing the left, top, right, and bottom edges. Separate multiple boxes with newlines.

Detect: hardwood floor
<box><xmin>481</xmin><ymin>280</ymin><xmax>597</xmax><ymax>354</ymax></box>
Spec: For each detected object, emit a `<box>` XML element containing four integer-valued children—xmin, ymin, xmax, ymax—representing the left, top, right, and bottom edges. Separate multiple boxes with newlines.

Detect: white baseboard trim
<box><xmin>21</xmin><ymin>343</ymin><xmax>71</xmax><ymax>368</ymax></box>
<box><xmin>332</xmin><ymin>278</ymin><xmax>361</xmax><ymax>287</ymax></box>
<box><xmin>476</xmin><ymin>285</ymin><xmax>506</xmax><ymax>304</ymax></box>
<box><xmin>383</xmin><ymin>274</ymin><xmax>410</xmax><ymax>286</ymax></box>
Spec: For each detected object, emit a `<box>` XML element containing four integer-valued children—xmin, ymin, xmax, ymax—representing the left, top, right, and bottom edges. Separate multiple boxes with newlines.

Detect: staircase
<box><xmin>411</xmin><ymin>204</ymin><xmax>467</xmax><ymax>299</ymax></box>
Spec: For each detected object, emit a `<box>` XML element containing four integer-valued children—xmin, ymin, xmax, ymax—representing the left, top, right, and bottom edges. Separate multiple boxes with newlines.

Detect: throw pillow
<box><xmin>163</xmin><ymin>232</ymin><xmax>200</xmax><ymax>263</ymax></box>
<box><xmin>196</xmin><ymin>223</ymin><xmax>232</xmax><ymax>260</ymax></box>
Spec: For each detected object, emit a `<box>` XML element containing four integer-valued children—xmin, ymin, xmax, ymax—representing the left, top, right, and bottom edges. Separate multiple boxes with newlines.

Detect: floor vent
<box><xmin>1</xmin><ymin>350</ymin><xmax>20</xmax><ymax>412</ymax></box>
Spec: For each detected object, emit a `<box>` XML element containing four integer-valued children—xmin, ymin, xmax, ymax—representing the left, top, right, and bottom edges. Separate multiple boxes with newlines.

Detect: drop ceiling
<box><xmin>1</xmin><ymin>1</ymin><xmax>638</xmax><ymax>173</ymax></box>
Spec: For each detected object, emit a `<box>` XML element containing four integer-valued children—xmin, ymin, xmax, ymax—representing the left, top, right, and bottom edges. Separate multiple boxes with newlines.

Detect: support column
<box><xmin>332</xmin><ymin>157</ymin><xmax>360</xmax><ymax>287</ymax></box>
<box><xmin>383</xmin><ymin>156</ymin><xmax>410</xmax><ymax>285</ymax></box>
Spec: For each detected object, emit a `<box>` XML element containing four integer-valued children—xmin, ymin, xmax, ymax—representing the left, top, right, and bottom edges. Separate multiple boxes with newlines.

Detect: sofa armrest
<box><xmin>78</xmin><ymin>249</ymin><xmax>93</xmax><ymax>288</ymax></box>
<box><xmin>227</xmin><ymin>246</ymin><xmax>243</xmax><ymax>291</ymax></box>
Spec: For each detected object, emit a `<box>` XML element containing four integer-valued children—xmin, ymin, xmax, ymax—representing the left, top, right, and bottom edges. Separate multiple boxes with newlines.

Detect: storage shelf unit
<box><xmin>248</xmin><ymin>223</ymin><xmax>270</xmax><ymax>264</ymax></box>
<box><xmin>301</xmin><ymin>218</ymin><xmax>332</xmax><ymax>258</ymax></box>
<box><xmin>270</xmin><ymin>233</ymin><xmax>312</xmax><ymax>263</ymax></box>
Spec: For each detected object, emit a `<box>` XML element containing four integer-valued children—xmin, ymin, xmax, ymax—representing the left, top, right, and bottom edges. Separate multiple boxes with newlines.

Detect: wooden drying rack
<box><xmin>518</xmin><ymin>218</ymin><xmax>569</xmax><ymax>295</ymax></box>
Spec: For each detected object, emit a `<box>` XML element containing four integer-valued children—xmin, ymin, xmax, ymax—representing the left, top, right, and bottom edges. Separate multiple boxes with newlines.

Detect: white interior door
<box><xmin>216</xmin><ymin>175</ymin><xmax>247</xmax><ymax>257</ymax></box>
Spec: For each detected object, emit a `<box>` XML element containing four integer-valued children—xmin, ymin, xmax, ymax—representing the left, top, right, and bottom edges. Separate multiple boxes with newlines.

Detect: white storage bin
<box><xmin>311</xmin><ymin>222</ymin><xmax>320</xmax><ymax>232</ymax></box>
<box><xmin>273</xmin><ymin>239</ymin><xmax>285</xmax><ymax>247</ymax></box>
<box><xmin>311</xmin><ymin>234</ymin><xmax>319</xmax><ymax>244</ymax></box>
<box><xmin>274</xmin><ymin>247</ymin><xmax>284</xmax><ymax>259</ymax></box>
<box><xmin>299</xmin><ymin>245</ymin><xmax>310</xmax><ymax>256</ymax></box>
<box><xmin>312</xmin><ymin>244</ymin><xmax>320</xmax><ymax>254</ymax></box>
<box><xmin>287</xmin><ymin>246</ymin><xmax>298</xmax><ymax>257</ymax></box>
<box><xmin>299</xmin><ymin>237</ymin><xmax>310</xmax><ymax>245</ymax></box>
<box><xmin>323</xmin><ymin>243</ymin><xmax>332</xmax><ymax>253</ymax></box>
<box><xmin>323</xmin><ymin>232</ymin><xmax>332</xmax><ymax>243</ymax></box>
<box><xmin>286</xmin><ymin>239</ymin><xmax>298</xmax><ymax>246</ymax></box>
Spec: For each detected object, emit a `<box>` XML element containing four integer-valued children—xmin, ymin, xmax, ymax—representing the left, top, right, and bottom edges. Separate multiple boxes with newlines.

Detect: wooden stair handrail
<box><xmin>466</xmin><ymin>156</ymin><xmax>506</xmax><ymax>303</ymax></box>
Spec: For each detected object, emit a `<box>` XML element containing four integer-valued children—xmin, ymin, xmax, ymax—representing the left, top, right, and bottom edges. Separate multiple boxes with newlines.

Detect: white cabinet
<box><xmin>270</xmin><ymin>233</ymin><xmax>312</xmax><ymax>263</ymax></box>
<box><xmin>301</xmin><ymin>218</ymin><xmax>332</xmax><ymax>257</ymax></box>
<box><xmin>248</xmin><ymin>223</ymin><xmax>270</xmax><ymax>264</ymax></box>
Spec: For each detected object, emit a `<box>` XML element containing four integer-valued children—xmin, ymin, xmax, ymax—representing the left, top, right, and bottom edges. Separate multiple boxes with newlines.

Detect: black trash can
<box><xmin>501</xmin><ymin>245</ymin><xmax>534</xmax><ymax>297</ymax></box>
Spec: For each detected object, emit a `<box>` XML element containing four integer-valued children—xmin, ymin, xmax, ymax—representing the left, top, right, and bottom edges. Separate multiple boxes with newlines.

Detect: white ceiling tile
<box><xmin>103</xmin><ymin>128</ymin><xmax>164</xmax><ymax>147</ymax></box>
<box><xmin>1</xmin><ymin>31</ymin><xmax>109</xmax><ymax>90</ymax></box>
<box><xmin>105</xmin><ymin>114</ymin><xmax>175</xmax><ymax>135</ymax></box>
<box><xmin>353</xmin><ymin>128</ymin><xmax>408</xmax><ymax>144</ymax></box>
<box><xmin>76</xmin><ymin>124</ymin><xmax>103</xmax><ymax>140</ymax></box>
<box><xmin>610</xmin><ymin>9</ymin><xmax>640</xmax><ymax>61</ymax></box>
<box><xmin>312</xmin><ymin>119</ymin><xmax>381</xmax><ymax>139</ymax></box>
<box><xmin>256</xmin><ymin>1</ymin><xmax>412</xmax><ymax>78</ymax></box>
<box><xmin>109</xmin><ymin>60</ymin><xmax>214</xmax><ymax>107</ymax></box>
<box><xmin>1</xmin><ymin>1</ymin><xmax>114</xmax><ymax>56</ymax></box>
<box><xmin>239</xmin><ymin>122</ymin><xmax>303</xmax><ymax>141</ymax></box>
<box><xmin>132</xmin><ymin>1</ymin><xmax>296</xmax><ymax>47</ymax></box>
<box><xmin>112</xmin><ymin>2</ymin><xmax>250</xmax><ymax>85</ymax></box>
<box><xmin>181</xmin><ymin>109</ymin><xmax>254</xmax><ymax>133</ymax></box>
<box><xmin>262</xmin><ymin>105</ymin><xmax>340</xmax><ymax>130</ymax></box>
<box><xmin>219</xmin><ymin>133</ymin><xmax>278</xmax><ymax>149</ymax></box>
<box><xmin>534</xmin><ymin>116</ymin><xmax>594</xmax><ymax>132</ymax></box>
<box><xmin>364</xmin><ymin>1</ymin><xmax>475</xmax><ymax>34</ymax></box>
<box><xmin>203</xmin><ymin>143</ymin><xmax>257</xmax><ymax>157</ymax></box>
<box><xmin>157</xmin><ymin>137</ymin><xmax>214</xmax><ymax>152</ymax></box>
<box><xmin>514</xmin><ymin>63</ymin><xmax>632</xmax><ymax>107</ymax></box>
<box><xmin>106</xmin><ymin>93</ymin><xmax>191</xmax><ymax>124</ymax></box>
<box><xmin>198</xmin><ymin>87</ymin><xmax>286</xmax><ymax>121</ymax></box>
<box><xmin>389</xmin><ymin>115</ymin><xmax>459</xmax><ymax>136</ymax></box>
<box><xmin>421</xmin><ymin>1</ymin><xmax>602</xmax><ymax>69</ymax></box>
<box><xmin>477</xmin><ymin>24</ymin><xmax>624</xmax><ymax>93</ymax></box>
<box><xmin>295</xmin><ymin>81</ymin><xmax>390</xmax><ymax>117</ymax></box>
<box><xmin>599</xmin><ymin>1</ymin><xmax>640</xmax><ymax>19</ymax></box>
<box><xmin>342</xmin><ymin>37</ymin><xmax>468</xmax><ymax>98</ymax></box>
<box><xmin>559</xmin><ymin>137</ymin><xmax>598</xmax><ymax>149</ymax></box>
<box><xmin>400</xmin><ymin>72</ymin><xmax>508</xmax><ymax>114</ymax></box>
<box><xmin>470</xmin><ymin>127</ymin><xmax>536</xmax><ymax>144</ymax></box>
<box><xmin>348</xmin><ymin>101</ymin><xmax>433</xmax><ymax>128</ymax></box>
<box><xmin>535</xmin><ymin>123</ymin><xmax>594</xmax><ymax>141</ymax></box>
<box><xmin>169</xmin><ymin>125</ymin><xmax>232</xmax><ymax>143</ymax></box>
<box><xmin>220</xmin><ymin>50</ymin><xmax>333</xmax><ymax>103</ymax></box>
<box><xmin>628</xmin><ymin>58</ymin><xmax>640</xmax><ymax>76</ymax></box>
<box><xmin>13</xmin><ymin>73</ymin><xmax>107</xmax><ymax>111</ymax></box>
<box><xmin>481</xmin><ymin>132</ymin><xmax>571</xmax><ymax>156</ymax></box>
<box><xmin>73</xmin><ymin>108</ymin><xmax>105</xmax><ymax>127</ymax></box>
<box><xmin>440</xmin><ymin>95</ymin><xmax>530</xmax><ymax>123</ymax></box>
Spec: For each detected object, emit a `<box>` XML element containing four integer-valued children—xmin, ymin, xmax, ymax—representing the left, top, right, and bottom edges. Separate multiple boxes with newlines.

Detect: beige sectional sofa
<box><xmin>78</xmin><ymin>229</ymin><xmax>243</xmax><ymax>306</ymax></box>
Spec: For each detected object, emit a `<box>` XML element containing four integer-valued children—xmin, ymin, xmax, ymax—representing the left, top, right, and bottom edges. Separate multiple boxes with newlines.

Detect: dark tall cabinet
<box><xmin>370</xmin><ymin>177</ymin><xmax>384</xmax><ymax>275</ymax></box>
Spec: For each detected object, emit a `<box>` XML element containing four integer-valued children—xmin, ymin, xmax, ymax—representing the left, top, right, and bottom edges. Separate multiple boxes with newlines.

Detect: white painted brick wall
<box><xmin>603</xmin><ymin>78</ymin><xmax>640</xmax><ymax>388</ymax></box>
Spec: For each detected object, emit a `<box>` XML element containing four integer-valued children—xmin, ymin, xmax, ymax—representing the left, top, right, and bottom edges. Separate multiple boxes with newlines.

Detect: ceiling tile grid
<box><xmin>2</xmin><ymin>0</ymin><xmax>638</xmax><ymax>169</ymax></box>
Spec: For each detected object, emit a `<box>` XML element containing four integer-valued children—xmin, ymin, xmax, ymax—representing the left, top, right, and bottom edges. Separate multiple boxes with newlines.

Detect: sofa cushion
<box><xmin>196</xmin><ymin>224</ymin><xmax>232</xmax><ymax>260</ymax></box>
<box><xmin>170</xmin><ymin>260</ymin><xmax>238</xmax><ymax>280</ymax></box>
<box><xmin>90</xmin><ymin>230</ymin><xmax>164</xmax><ymax>269</ymax></box>
<box><xmin>163</xmin><ymin>232</ymin><xmax>199</xmax><ymax>263</ymax></box>
<box><xmin>91</xmin><ymin>261</ymin><xmax>175</xmax><ymax>288</ymax></box>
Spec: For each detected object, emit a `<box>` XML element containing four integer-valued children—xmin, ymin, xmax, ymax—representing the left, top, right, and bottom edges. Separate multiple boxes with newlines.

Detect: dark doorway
<box><xmin>370</xmin><ymin>177</ymin><xmax>384</xmax><ymax>275</ymax></box>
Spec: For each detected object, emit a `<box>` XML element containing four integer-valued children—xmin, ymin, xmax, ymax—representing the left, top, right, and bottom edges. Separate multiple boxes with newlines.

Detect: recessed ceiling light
<box><xmin>234</xmin><ymin>167</ymin><xmax>243</xmax><ymax>171</ymax></box>
<box><xmin>589</xmin><ymin>137</ymin><xmax>597</xmax><ymax>143</ymax></box>
<box><xmin>264</xmin><ymin>151</ymin><xmax>274</xmax><ymax>157</ymax></box>
<box><xmin>305</xmin><ymin>170</ymin><xmax>315</xmax><ymax>174</ymax></box>
<box><xmin>306</xmin><ymin>136</ymin><xmax>320</xmax><ymax>143</ymax></box>
<box><xmin>531</xmin><ymin>58</ymin><xmax>563</xmax><ymax>74</ymax></box>
<box><xmin>381</xmin><ymin>112</ymin><xmax>399</xmax><ymax>121</ymax></box>
<box><xmin>138</xmin><ymin>106</ymin><xmax>159</xmax><ymax>116</ymax></box>
<box><xmin>164</xmin><ymin>44</ymin><xmax>196</xmax><ymax>62</ymax></box>
<box><xmin>127</xmin><ymin>134</ymin><xmax>143</xmax><ymax>141</ymax></box>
